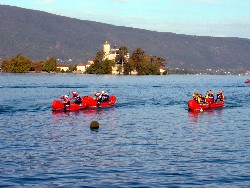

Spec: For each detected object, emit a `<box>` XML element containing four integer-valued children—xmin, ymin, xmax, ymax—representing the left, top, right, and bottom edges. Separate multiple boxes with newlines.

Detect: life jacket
<box><xmin>198</xmin><ymin>95</ymin><xmax>205</xmax><ymax>103</ymax></box>
<box><xmin>63</xmin><ymin>96</ymin><xmax>70</xmax><ymax>105</ymax></box>
<box><xmin>206</xmin><ymin>93</ymin><xmax>214</xmax><ymax>99</ymax></box>
<box><xmin>95</xmin><ymin>93</ymin><xmax>102</xmax><ymax>101</ymax></box>
<box><xmin>74</xmin><ymin>95</ymin><xmax>81</xmax><ymax>101</ymax></box>
<box><xmin>101</xmin><ymin>94</ymin><xmax>109</xmax><ymax>101</ymax></box>
<box><xmin>217</xmin><ymin>93</ymin><xmax>224</xmax><ymax>101</ymax></box>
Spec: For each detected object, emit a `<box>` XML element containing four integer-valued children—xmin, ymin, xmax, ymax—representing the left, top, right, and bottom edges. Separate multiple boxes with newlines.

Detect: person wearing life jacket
<box><xmin>60</xmin><ymin>95</ymin><xmax>71</xmax><ymax>109</ymax></box>
<box><xmin>101</xmin><ymin>91</ymin><xmax>110</xmax><ymax>102</ymax></box>
<box><xmin>205</xmin><ymin>90</ymin><xmax>214</xmax><ymax>103</ymax></box>
<box><xmin>192</xmin><ymin>92</ymin><xmax>199</xmax><ymax>102</ymax></box>
<box><xmin>94</xmin><ymin>92</ymin><xmax>102</xmax><ymax>102</ymax></box>
<box><xmin>216</xmin><ymin>90</ymin><xmax>224</xmax><ymax>102</ymax></box>
<box><xmin>197</xmin><ymin>94</ymin><xmax>206</xmax><ymax>104</ymax></box>
<box><xmin>70</xmin><ymin>90</ymin><xmax>82</xmax><ymax>104</ymax></box>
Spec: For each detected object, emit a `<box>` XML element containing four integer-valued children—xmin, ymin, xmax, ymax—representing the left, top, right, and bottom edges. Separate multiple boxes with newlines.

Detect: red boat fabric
<box><xmin>52</xmin><ymin>100</ymin><xmax>88</xmax><ymax>111</ymax></box>
<box><xmin>81</xmin><ymin>96</ymin><xmax>116</xmax><ymax>107</ymax></box>
<box><xmin>188</xmin><ymin>99</ymin><xmax>224</xmax><ymax>111</ymax></box>
<box><xmin>245</xmin><ymin>79</ymin><xmax>250</xmax><ymax>83</ymax></box>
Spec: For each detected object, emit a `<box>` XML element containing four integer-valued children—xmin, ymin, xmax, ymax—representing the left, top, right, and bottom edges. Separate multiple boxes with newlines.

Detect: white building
<box><xmin>76</xmin><ymin>62</ymin><xmax>86</xmax><ymax>73</ymax></box>
<box><xmin>102</xmin><ymin>41</ymin><xmax>131</xmax><ymax>74</ymax></box>
<box><xmin>103</xmin><ymin>41</ymin><xmax>118</xmax><ymax>61</ymax></box>
<box><xmin>57</xmin><ymin>64</ymin><xmax>69</xmax><ymax>72</ymax></box>
<box><xmin>86</xmin><ymin>59</ymin><xmax>94</xmax><ymax>69</ymax></box>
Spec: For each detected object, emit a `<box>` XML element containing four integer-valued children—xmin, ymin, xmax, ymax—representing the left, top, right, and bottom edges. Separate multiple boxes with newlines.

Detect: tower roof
<box><xmin>104</xmin><ymin>41</ymin><xmax>110</xmax><ymax>45</ymax></box>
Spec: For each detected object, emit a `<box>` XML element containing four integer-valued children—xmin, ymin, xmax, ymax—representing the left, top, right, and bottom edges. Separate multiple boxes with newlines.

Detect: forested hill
<box><xmin>0</xmin><ymin>5</ymin><xmax>250</xmax><ymax>73</ymax></box>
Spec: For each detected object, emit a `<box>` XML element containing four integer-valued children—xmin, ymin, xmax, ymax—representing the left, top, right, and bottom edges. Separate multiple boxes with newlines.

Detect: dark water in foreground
<box><xmin>0</xmin><ymin>73</ymin><xmax>250</xmax><ymax>187</ymax></box>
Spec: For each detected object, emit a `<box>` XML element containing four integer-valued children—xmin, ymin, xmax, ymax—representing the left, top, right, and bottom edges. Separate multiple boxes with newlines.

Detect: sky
<box><xmin>0</xmin><ymin>0</ymin><xmax>250</xmax><ymax>39</ymax></box>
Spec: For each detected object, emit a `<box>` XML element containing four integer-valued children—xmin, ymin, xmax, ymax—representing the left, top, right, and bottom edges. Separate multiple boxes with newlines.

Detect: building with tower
<box><xmin>103</xmin><ymin>41</ymin><xmax>118</xmax><ymax>61</ymax></box>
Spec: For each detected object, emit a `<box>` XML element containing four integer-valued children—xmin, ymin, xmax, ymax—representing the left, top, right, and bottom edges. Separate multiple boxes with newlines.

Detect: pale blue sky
<box><xmin>1</xmin><ymin>0</ymin><xmax>250</xmax><ymax>38</ymax></box>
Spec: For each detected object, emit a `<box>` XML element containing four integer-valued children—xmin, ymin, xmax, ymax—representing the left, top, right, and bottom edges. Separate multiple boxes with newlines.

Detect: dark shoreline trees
<box><xmin>125</xmin><ymin>48</ymin><xmax>166</xmax><ymax>75</ymax></box>
<box><xmin>0</xmin><ymin>55</ymin><xmax>57</xmax><ymax>73</ymax></box>
<box><xmin>1</xmin><ymin>46</ymin><xmax>167</xmax><ymax>75</ymax></box>
<box><xmin>86</xmin><ymin>47</ymin><xmax>167</xmax><ymax>75</ymax></box>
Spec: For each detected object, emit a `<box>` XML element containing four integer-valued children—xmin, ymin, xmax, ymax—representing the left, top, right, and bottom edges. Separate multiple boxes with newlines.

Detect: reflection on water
<box><xmin>188</xmin><ymin>108</ymin><xmax>224</xmax><ymax>123</ymax></box>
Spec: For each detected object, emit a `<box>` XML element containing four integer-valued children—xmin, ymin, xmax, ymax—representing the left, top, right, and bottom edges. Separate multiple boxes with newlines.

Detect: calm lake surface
<box><xmin>0</xmin><ymin>73</ymin><xmax>250</xmax><ymax>187</ymax></box>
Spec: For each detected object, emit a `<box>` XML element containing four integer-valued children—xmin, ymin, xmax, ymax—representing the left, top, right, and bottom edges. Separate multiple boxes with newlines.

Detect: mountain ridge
<box><xmin>0</xmin><ymin>5</ymin><xmax>249</xmax><ymax>73</ymax></box>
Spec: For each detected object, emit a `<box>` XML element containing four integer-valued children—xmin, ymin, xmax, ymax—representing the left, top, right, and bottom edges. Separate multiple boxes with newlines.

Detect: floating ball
<box><xmin>90</xmin><ymin>120</ymin><xmax>99</xmax><ymax>130</ymax></box>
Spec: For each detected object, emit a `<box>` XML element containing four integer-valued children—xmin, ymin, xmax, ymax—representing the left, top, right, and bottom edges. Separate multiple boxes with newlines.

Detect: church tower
<box><xmin>103</xmin><ymin>41</ymin><xmax>110</xmax><ymax>55</ymax></box>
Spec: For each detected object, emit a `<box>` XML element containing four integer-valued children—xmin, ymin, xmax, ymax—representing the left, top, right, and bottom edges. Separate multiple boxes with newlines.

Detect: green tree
<box><xmin>42</xmin><ymin>57</ymin><xmax>57</xmax><ymax>72</ymax></box>
<box><xmin>123</xmin><ymin>60</ymin><xmax>135</xmax><ymax>75</ymax></box>
<box><xmin>1</xmin><ymin>58</ymin><xmax>10</xmax><ymax>72</ymax></box>
<box><xmin>115</xmin><ymin>46</ymin><xmax>129</xmax><ymax>74</ymax></box>
<box><xmin>115</xmin><ymin>46</ymin><xmax>129</xmax><ymax>64</ymax></box>
<box><xmin>116</xmin><ymin>64</ymin><xmax>123</xmax><ymax>74</ymax></box>
<box><xmin>31</xmin><ymin>61</ymin><xmax>43</xmax><ymax>72</ymax></box>
<box><xmin>130</xmin><ymin>48</ymin><xmax>147</xmax><ymax>75</ymax></box>
<box><xmin>102</xmin><ymin>59</ymin><xmax>115</xmax><ymax>74</ymax></box>
<box><xmin>9</xmin><ymin>54</ymin><xmax>32</xmax><ymax>73</ymax></box>
<box><xmin>86</xmin><ymin>59</ymin><xmax>114</xmax><ymax>74</ymax></box>
<box><xmin>128</xmin><ymin>48</ymin><xmax>166</xmax><ymax>75</ymax></box>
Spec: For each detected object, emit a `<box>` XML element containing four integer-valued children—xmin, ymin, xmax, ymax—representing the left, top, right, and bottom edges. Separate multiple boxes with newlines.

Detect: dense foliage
<box><xmin>124</xmin><ymin>48</ymin><xmax>165</xmax><ymax>75</ymax></box>
<box><xmin>0</xmin><ymin>55</ymin><xmax>58</xmax><ymax>73</ymax></box>
<box><xmin>1</xmin><ymin>45</ymin><xmax>166</xmax><ymax>75</ymax></box>
<box><xmin>86</xmin><ymin>51</ymin><xmax>115</xmax><ymax>74</ymax></box>
<box><xmin>85</xmin><ymin>47</ymin><xmax>166</xmax><ymax>75</ymax></box>
<box><xmin>41</xmin><ymin>57</ymin><xmax>57</xmax><ymax>73</ymax></box>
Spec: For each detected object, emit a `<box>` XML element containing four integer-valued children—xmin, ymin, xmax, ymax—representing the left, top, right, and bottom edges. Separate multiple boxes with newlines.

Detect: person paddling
<box><xmin>205</xmin><ymin>90</ymin><xmax>214</xmax><ymax>103</ymax></box>
<box><xmin>60</xmin><ymin>95</ymin><xmax>71</xmax><ymax>110</ymax></box>
<box><xmin>101</xmin><ymin>91</ymin><xmax>110</xmax><ymax>102</ymax></box>
<box><xmin>216</xmin><ymin>90</ymin><xmax>224</xmax><ymax>102</ymax></box>
<box><xmin>70</xmin><ymin>90</ymin><xmax>82</xmax><ymax>104</ymax></box>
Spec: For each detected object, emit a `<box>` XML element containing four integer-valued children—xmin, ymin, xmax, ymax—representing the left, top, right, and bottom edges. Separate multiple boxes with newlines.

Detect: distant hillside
<box><xmin>0</xmin><ymin>5</ymin><xmax>250</xmax><ymax>73</ymax></box>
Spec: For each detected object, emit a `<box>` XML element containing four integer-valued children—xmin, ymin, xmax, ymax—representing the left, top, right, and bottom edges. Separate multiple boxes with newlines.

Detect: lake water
<box><xmin>0</xmin><ymin>73</ymin><xmax>249</xmax><ymax>187</ymax></box>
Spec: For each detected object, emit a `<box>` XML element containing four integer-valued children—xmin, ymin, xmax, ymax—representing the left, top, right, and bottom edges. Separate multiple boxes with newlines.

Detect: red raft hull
<box><xmin>81</xmin><ymin>96</ymin><xmax>116</xmax><ymax>108</ymax></box>
<box><xmin>52</xmin><ymin>100</ymin><xmax>88</xmax><ymax>111</ymax></box>
<box><xmin>188</xmin><ymin>99</ymin><xmax>224</xmax><ymax>111</ymax></box>
<box><xmin>245</xmin><ymin>79</ymin><xmax>250</xmax><ymax>83</ymax></box>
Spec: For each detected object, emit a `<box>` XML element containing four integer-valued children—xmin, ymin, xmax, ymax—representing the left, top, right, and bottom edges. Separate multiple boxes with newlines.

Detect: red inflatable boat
<box><xmin>188</xmin><ymin>99</ymin><xmax>224</xmax><ymax>111</ymax></box>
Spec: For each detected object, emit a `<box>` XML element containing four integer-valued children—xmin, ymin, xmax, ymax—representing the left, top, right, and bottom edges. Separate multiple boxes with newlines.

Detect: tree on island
<box><xmin>41</xmin><ymin>57</ymin><xmax>57</xmax><ymax>73</ymax></box>
<box><xmin>86</xmin><ymin>50</ymin><xmax>115</xmax><ymax>74</ymax></box>
<box><xmin>115</xmin><ymin>46</ymin><xmax>129</xmax><ymax>64</ymax></box>
<box><xmin>0</xmin><ymin>55</ymin><xmax>34</xmax><ymax>73</ymax></box>
<box><xmin>115</xmin><ymin>46</ymin><xmax>129</xmax><ymax>74</ymax></box>
<box><xmin>8</xmin><ymin>54</ymin><xmax>32</xmax><ymax>73</ymax></box>
<box><xmin>0</xmin><ymin>58</ymin><xmax>11</xmax><ymax>72</ymax></box>
<box><xmin>1</xmin><ymin>46</ymin><xmax>167</xmax><ymax>75</ymax></box>
<box><xmin>0</xmin><ymin>55</ymin><xmax>57</xmax><ymax>73</ymax></box>
<box><xmin>126</xmin><ymin>48</ymin><xmax>165</xmax><ymax>75</ymax></box>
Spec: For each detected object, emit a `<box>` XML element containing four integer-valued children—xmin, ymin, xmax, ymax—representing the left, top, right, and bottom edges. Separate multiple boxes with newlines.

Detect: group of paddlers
<box><xmin>60</xmin><ymin>90</ymin><xmax>110</xmax><ymax>108</ymax></box>
<box><xmin>192</xmin><ymin>90</ymin><xmax>224</xmax><ymax>104</ymax></box>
